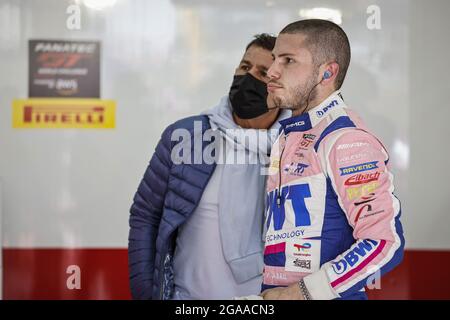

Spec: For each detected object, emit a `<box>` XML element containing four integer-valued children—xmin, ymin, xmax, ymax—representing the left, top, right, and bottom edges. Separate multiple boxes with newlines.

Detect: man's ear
<box><xmin>322</xmin><ymin>62</ymin><xmax>340</xmax><ymax>86</ymax></box>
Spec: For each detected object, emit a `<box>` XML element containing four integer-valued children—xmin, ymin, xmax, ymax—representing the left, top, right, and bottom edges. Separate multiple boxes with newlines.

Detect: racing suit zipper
<box><xmin>277</xmin><ymin>133</ymin><xmax>287</xmax><ymax>207</ymax></box>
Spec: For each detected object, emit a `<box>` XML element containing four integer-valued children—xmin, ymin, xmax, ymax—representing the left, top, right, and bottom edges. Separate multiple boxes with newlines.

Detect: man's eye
<box><xmin>261</xmin><ymin>70</ymin><xmax>268</xmax><ymax>77</ymax></box>
<box><xmin>241</xmin><ymin>65</ymin><xmax>250</xmax><ymax>71</ymax></box>
<box><xmin>285</xmin><ymin>57</ymin><xmax>293</xmax><ymax>64</ymax></box>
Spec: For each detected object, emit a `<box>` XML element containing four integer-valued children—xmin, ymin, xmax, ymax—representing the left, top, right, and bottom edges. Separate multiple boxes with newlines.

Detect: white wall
<box><xmin>405</xmin><ymin>0</ymin><xmax>450</xmax><ymax>249</ymax></box>
<box><xmin>0</xmin><ymin>0</ymin><xmax>448</xmax><ymax>251</ymax></box>
<box><xmin>0</xmin><ymin>178</ymin><xmax>3</xmax><ymax>299</ymax></box>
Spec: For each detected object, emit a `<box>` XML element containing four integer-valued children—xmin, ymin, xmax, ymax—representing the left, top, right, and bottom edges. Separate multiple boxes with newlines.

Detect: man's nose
<box><xmin>267</xmin><ymin>62</ymin><xmax>280</xmax><ymax>80</ymax></box>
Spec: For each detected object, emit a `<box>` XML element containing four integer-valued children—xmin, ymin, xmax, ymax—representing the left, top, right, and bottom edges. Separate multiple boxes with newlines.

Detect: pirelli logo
<box><xmin>12</xmin><ymin>99</ymin><xmax>115</xmax><ymax>129</ymax></box>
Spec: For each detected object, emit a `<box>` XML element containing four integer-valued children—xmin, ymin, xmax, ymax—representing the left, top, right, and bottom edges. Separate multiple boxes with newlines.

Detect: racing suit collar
<box><xmin>278</xmin><ymin>90</ymin><xmax>346</xmax><ymax>134</ymax></box>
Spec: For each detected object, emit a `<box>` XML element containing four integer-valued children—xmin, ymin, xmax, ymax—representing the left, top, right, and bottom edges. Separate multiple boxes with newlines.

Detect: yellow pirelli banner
<box><xmin>12</xmin><ymin>98</ymin><xmax>116</xmax><ymax>129</ymax></box>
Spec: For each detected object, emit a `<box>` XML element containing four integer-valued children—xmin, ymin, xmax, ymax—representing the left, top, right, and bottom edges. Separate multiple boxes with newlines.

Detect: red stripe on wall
<box><xmin>366</xmin><ymin>249</ymin><xmax>450</xmax><ymax>300</ymax></box>
<box><xmin>2</xmin><ymin>248</ymin><xmax>131</xmax><ymax>300</ymax></box>
<box><xmin>2</xmin><ymin>248</ymin><xmax>450</xmax><ymax>300</ymax></box>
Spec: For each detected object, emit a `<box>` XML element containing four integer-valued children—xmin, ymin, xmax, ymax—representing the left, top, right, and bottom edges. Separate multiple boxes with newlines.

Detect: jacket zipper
<box><xmin>158</xmin><ymin>246</ymin><xmax>168</xmax><ymax>299</ymax></box>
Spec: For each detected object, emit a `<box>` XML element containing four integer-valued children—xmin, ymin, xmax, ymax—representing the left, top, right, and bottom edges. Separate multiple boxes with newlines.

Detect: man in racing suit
<box><xmin>260</xmin><ymin>19</ymin><xmax>405</xmax><ymax>300</ymax></box>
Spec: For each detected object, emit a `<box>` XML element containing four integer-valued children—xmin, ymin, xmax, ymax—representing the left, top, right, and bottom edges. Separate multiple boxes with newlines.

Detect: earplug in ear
<box><xmin>323</xmin><ymin>71</ymin><xmax>332</xmax><ymax>80</ymax></box>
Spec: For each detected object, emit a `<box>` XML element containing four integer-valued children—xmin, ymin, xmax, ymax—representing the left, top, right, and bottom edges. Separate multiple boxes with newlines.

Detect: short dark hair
<box><xmin>245</xmin><ymin>33</ymin><xmax>276</xmax><ymax>52</ymax></box>
<box><xmin>280</xmin><ymin>19</ymin><xmax>351</xmax><ymax>89</ymax></box>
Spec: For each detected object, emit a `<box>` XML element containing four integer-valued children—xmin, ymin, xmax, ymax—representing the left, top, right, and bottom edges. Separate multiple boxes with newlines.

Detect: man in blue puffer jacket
<box><xmin>128</xmin><ymin>34</ymin><xmax>290</xmax><ymax>300</ymax></box>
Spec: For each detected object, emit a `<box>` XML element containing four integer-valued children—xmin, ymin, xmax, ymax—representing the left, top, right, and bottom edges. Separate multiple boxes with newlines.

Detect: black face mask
<box><xmin>228</xmin><ymin>73</ymin><xmax>269</xmax><ymax>119</ymax></box>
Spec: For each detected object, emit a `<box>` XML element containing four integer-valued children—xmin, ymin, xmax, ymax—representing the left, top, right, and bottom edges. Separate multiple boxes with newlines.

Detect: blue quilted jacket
<box><xmin>128</xmin><ymin>115</ymin><xmax>215</xmax><ymax>299</ymax></box>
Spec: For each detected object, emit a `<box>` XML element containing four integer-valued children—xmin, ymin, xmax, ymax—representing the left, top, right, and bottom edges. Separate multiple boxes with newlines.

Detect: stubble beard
<box><xmin>273</xmin><ymin>72</ymin><xmax>319</xmax><ymax>115</ymax></box>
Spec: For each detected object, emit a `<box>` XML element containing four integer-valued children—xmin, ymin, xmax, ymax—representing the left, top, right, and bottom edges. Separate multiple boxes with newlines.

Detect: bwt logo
<box><xmin>266</xmin><ymin>183</ymin><xmax>312</xmax><ymax>231</ymax></box>
<box><xmin>331</xmin><ymin>239</ymin><xmax>379</xmax><ymax>275</ymax></box>
<box><xmin>294</xmin><ymin>243</ymin><xmax>312</xmax><ymax>252</ymax></box>
<box><xmin>316</xmin><ymin>100</ymin><xmax>338</xmax><ymax>117</ymax></box>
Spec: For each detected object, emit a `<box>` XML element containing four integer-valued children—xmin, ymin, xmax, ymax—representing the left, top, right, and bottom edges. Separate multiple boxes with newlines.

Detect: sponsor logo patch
<box><xmin>346</xmin><ymin>182</ymin><xmax>379</xmax><ymax>200</ymax></box>
<box><xmin>285</xmin><ymin>239</ymin><xmax>321</xmax><ymax>273</ymax></box>
<box><xmin>337</xmin><ymin>153</ymin><xmax>367</xmax><ymax>164</ymax></box>
<box><xmin>339</xmin><ymin>161</ymin><xmax>378</xmax><ymax>176</ymax></box>
<box><xmin>283</xmin><ymin>162</ymin><xmax>309</xmax><ymax>176</ymax></box>
<box><xmin>354</xmin><ymin>204</ymin><xmax>385</xmax><ymax>224</ymax></box>
<box><xmin>298</xmin><ymin>134</ymin><xmax>316</xmax><ymax>150</ymax></box>
<box><xmin>354</xmin><ymin>193</ymin><xmax>377</xmax><ymax>206</ymax></box>
<box><xmin>12</xmin><ymin>98</ymin><xmax>115</xmax><ymax>129</ymax></box>
<box><xmin>285</xmin><ymin>121</ymin><xmax>305</xmax><ymax>130</ymax></box>
<box><xmin>294</xmin><ymin>259</ymin><xmax>311</xmax><ymax>269</ymax></box>
<box><xmin>345</xmin><ymin>172</ymin><xmax>381</xmax><ymax>186</ymax></box>
<box><xmin>316</xmin><ymin>99</ymin><xmax>338</xmax><ymax>117</ymax></box>
<box><xmin>331</xmin><ymin>239</ymin><xmax>379</xmax><ymax>275</ymax></box>
<box><xmin>293</xmin><ymin>242</ymin><xmax>312</xmax><ymax>257</ymax></box>
<box><xmin>337</xmin><ymin>142</ymin><xmax>370</xmax><ymax>150</ymax></box>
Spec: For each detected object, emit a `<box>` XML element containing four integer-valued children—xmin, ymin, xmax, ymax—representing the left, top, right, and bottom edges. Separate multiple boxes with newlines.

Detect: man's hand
<box><xmin>260</xmin><ymin>283</ymin><xmax>305</xmax><ymax>300</ymax></box>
